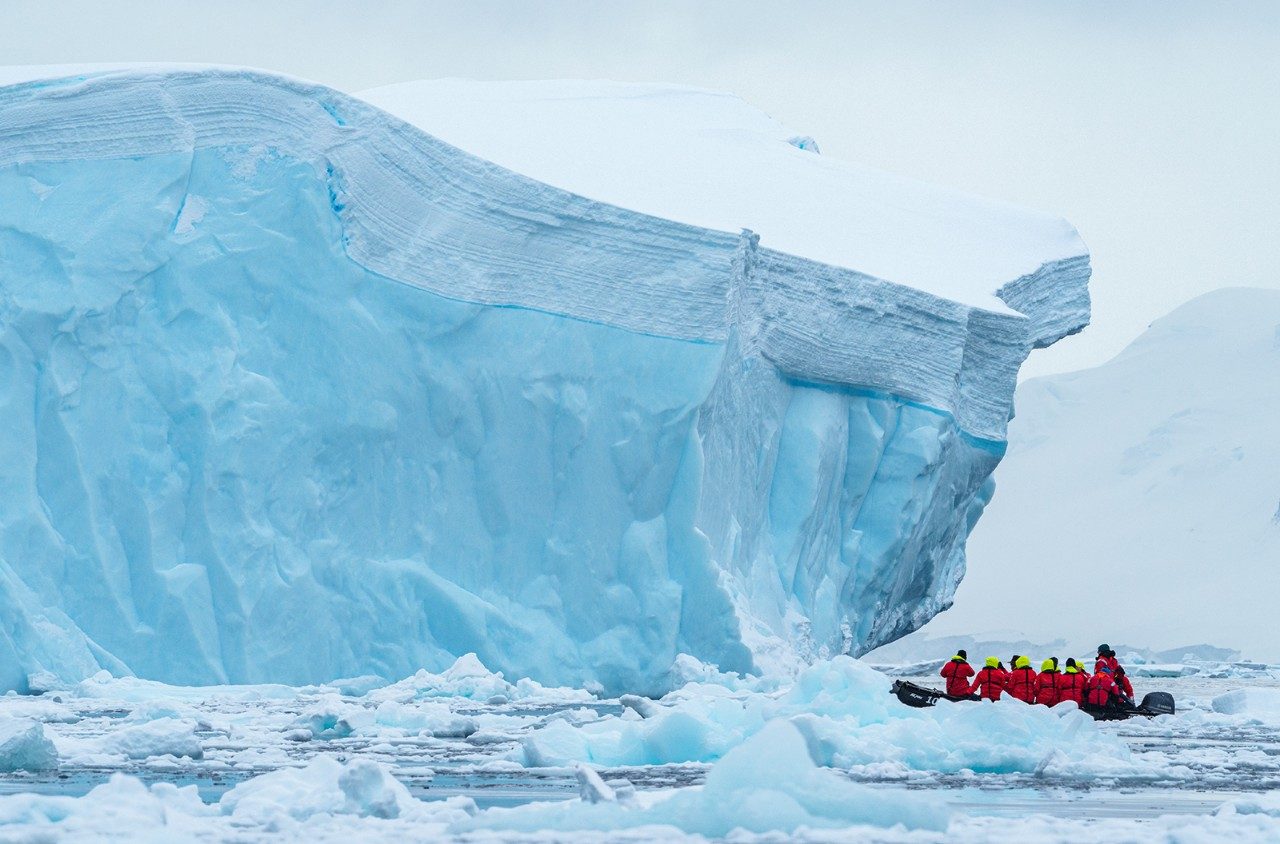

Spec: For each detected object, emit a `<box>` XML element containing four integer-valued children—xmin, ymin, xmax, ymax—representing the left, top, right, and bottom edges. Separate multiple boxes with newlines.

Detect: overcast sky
<box><xmin>6</xmin><ymin>1</ymin><xmax>1278</xmax><ymax>377</ymax></box>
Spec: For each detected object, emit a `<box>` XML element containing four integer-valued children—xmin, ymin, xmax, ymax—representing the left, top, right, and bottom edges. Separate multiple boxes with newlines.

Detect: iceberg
<box><xmin>0</xmin><ymin>718</ymin><xmax>58</xmax><ymax>772</ymax></box>
<box><xmin>0</xmin><ymin>67</ymin><xmax>1089</xmax><ymax>694</ymax></box>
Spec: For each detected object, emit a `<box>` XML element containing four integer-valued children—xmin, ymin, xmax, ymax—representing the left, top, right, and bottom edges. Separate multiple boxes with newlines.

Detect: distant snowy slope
<box><xmin>925</xmin><ymin>288</ymin><xmax>1280</xmax><ymax>660</ymax></box>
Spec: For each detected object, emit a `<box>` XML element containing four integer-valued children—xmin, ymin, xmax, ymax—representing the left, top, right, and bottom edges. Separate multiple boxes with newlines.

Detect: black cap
<box><xmin>1097</xmin><ymin>644</ymin><xmax>1111</xmax><ymax>654</ymax></box>
<box><xmin>957</xmin><ymin>649</ymin><xmax>967</xmax><ymax>659</ymax></box>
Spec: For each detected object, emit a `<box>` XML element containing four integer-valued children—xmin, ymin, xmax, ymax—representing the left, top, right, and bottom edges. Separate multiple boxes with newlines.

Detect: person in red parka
<box><xmin>971</xmin><ymin>657</ymin><xmax>1008</xmax><ymax>701</ymax></box>
<box><xmin>1005</xmin><ymin>656</ymin><xmax>1038</xmax><ymax>703</ymax></box>
<box><xmin>1085</xmin><ymin>666</ymin><xmax>1120</xmax><ymax>708</ymax></box>
<box><xmin>1095</xmin><ymin>644</ymin><xmax>1120</xmax><ymax>675</ymax></box>
<box><xmin>1114</xmin><ymin>665</ymin><xmax>1135</xmax><ymax>705</ymax></box>
<box><xmin>1036</xmin><ymin>658</ymin><xmax>1061</xmax><ymax>706</ymax></box>
<box><xmin>1057</xmin><ymin>658</ymin><xmax>1088</xmax><ymax>705</ymax></box>
<box><xmin>940</xmin><ymin>650</ymin><xmax>976</xmax><ymax>697</ymax></box>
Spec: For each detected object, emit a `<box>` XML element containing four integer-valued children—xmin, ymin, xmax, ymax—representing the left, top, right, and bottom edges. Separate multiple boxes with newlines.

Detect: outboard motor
<box><xmin>1139</xmin><ymin>691</ymin><xmax>1176</xmax><ymax>716</ymax></box>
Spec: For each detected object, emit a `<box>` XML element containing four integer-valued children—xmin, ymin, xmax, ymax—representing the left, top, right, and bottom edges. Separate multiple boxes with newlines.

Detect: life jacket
<box><xmin>1115</xmin><ymin>673</ymin><xmax>1134</xmax><ymax>700</ymax></box>
<box><xmin>940</xmin><ymin>658</ymin><xmax>975</xmax><ymax>697</ymax></box>
<box><xmin>1095</xmin><ymin>655</ymin><xmax>1119</xmax><ymax>675</ymax></box>
<box><xmin>1056</xmin><ymin>669</ymin><xmax>1087</xmax><ymax>704</ymax></box>
<box><xmin>971</xmin><ymin>666</ymin><xmax>1007</xmax><ymax>701</ymax></box>
<box><xmin>1085</xmin><ymin>672</ymin><xmax>1118</xmax><ymax>707</ymax></box>
<box><xmin>1006</xmin><ymin>666</ymin><xmax>1038</xmax><ymax>703</ymax></box>
<box><xmin>1036</xmin><ymin>670</ymin><xmax>1061</xmax><ymax>706</ymax></box>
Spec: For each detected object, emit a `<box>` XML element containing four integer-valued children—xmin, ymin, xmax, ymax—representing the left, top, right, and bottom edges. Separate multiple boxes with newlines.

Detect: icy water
<box><xmin>3</xmin><ymin>659</ymin><xmax>1280</xmax><ymax>844</ymax></box>
<box><xmin>2</xmin><ymin>673</ymin><xmax>1276</xmax><ymax>823</ymax></box>
<box><xmin>884</xmin><ymin>673</ymin><xmax>1280</xmax><ymax>820</ymax></box>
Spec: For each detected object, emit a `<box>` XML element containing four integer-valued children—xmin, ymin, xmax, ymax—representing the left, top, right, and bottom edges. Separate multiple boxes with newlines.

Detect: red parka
<box><xmin>940</xmin><ymin>658</ymin><xmax>975</xmax><ymax>697</ymax></box>
<box><xmin>1005</xmin><ymin>666</ymin><xmax>1038</xmax><ymax>703</ymax></box>
<box><xmin>1036</xmin><ymin>670</ymin><xmax>1061</xmax><ymax>706</ymax></box>
<box><xmin>1056</xmin><ymin>669</ymin><xmax>1087</xmax><ymax>705</ymax></box>
<box><xmin>1095</xmin><ymin>655</ymin><xmax>1119</xmax><ymax>675</ymax></box>
<box><xmin>971</xmin><ymin>666</ymin><xmax>1008</xmax><ymax>701</ymax></box>
<box><xmin>1116</xmin><ymin>673</ymin><xmax>1134</xmax><ymax>700</ymax></box>
<box><xmin>1085</xmin><ymin>671</ymin><xmax>1119</xmax><ymax>707</ymax></box>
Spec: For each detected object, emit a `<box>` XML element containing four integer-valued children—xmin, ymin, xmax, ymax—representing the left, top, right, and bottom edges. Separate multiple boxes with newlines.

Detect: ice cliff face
<box><xmin>0</xmin><ymin>68</ymin><xmax>1089</xmax><ymax>693</ymax></box>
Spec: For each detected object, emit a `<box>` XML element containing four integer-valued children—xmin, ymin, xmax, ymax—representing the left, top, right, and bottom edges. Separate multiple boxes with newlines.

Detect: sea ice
<box><xmin>0</xmin><ymin>718</ymin><xmax>58</xmax><ymax>772</ymax></box>
<box><xmin>0</xmin><ymin>661</ymin><xmax>1274</xmax><ymax>841</ymax></box>
<box><xmin>1211</xmin><ymin>688</ymin><xmax>1280</xmax><ymax>720</ymax></box>
<box><xmin>520</xmin><ymin>656</ymin><xmax>1141</xmax><ymax>778</ymax></box>
<box><xmin>219</xmin><ymin>756</ymin><xmax>450</xmax><ymax>822</ymax></box>
<box><xmin>467</xmin><ymin>719</ymin><xmax>949</xmax><ymax>836</ymax></box>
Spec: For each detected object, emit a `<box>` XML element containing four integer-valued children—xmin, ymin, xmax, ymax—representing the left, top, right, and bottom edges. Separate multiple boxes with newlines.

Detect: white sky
<box><xmin>5</xmin><ymin>0</ymin><xmax>1277</xmax><ymax>377</ymax></box>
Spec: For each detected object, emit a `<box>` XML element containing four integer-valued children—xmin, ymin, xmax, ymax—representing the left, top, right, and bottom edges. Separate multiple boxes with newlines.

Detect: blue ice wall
<box><xmin>0</xmin><ymin>143</ymin><xmax>1005</xmax><ymax>693</ymax></box>
<box><xmin>0</xmin><ymin>148</ymin><xmax>757</xmax><ymax>691</ymax></box>
<box><xmin>692</xmin><ymin>345</ymin><xmax>1001</xmax><ymax>674</ymax></box>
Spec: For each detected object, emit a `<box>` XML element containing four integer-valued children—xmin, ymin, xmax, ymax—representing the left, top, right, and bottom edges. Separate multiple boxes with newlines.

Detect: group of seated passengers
<box><xmin>940</xmin><ymin>645</ymin><xmax>1134</xmax><ymax>708</ymax></box>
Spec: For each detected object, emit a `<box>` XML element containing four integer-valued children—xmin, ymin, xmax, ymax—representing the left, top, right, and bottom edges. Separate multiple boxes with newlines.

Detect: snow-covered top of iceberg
<box><xmin>1</xmin><ymin>65</ymin><xmax>1088</xmax><ymax>439</ymax></box>
<box><xmin>358</xmin><ymin>78</ymin><xmax>1086</xmax><ymax>314</ymax></box>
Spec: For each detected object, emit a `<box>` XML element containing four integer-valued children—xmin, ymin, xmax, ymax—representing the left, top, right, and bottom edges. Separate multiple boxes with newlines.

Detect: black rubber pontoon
<box><xmin>890</xmin><ymin>680</ymin><xmax>1175</xmax><ymax>720</ymax></box>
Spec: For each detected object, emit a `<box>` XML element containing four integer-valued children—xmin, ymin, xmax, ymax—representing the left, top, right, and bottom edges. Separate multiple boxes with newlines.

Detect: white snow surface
<box><xmin>0</xmin><ymin>64</ymin><xmax>1089</xmax><ymax>694</ymax></box>
<box><xmin>926</xmin><ymin>288</ymin><xmax>1280</xmax><ymax>661</ymax></box>
<box><xmin>358</xmin><ymin>79</ymin><xmax>1088</xmax><ymax>318</ymax></box>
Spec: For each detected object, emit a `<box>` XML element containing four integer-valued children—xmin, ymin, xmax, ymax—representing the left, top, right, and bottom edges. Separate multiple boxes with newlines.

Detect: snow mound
<box><xmin>0</xmin><ymin>67</ymin><xmax>1088</xmax><ymax>694</ymax></box>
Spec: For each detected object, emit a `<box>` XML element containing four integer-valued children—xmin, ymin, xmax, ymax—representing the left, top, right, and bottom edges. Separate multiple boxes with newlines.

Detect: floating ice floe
<box><xmin>0</xmin><ymin>718</ymin><xmax>58</xmax><ymax>772</ymax></box>
<box><xmin>366</xmin><ymin>654</ymin><xmax>596</xmax><ymax>705</ymax></box>
<box><xmin>1212</xmin><ymin>689</ymin><xmax>1280</xmax><ymax>721</ymax></box>
<box><xmin>520</xmin><ymin>656</ymin><xmax>1146</xmax><ymax>779</ymax></box>
<box><xmin>466</xmin><ymin>719</ymin><xmax>949</xmax><ymax>836</ymax></box>
<box><xmin>2</xmin><ymin>658</ymin><xmax>1279</xmax><ymax>840</ymax></box>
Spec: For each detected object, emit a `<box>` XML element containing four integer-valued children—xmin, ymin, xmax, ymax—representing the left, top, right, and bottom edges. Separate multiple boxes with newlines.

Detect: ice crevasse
<box><xmin>0</xmin><ymin>68</ymin><xmax>1090</xmax><ymax>694</ymax></box>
